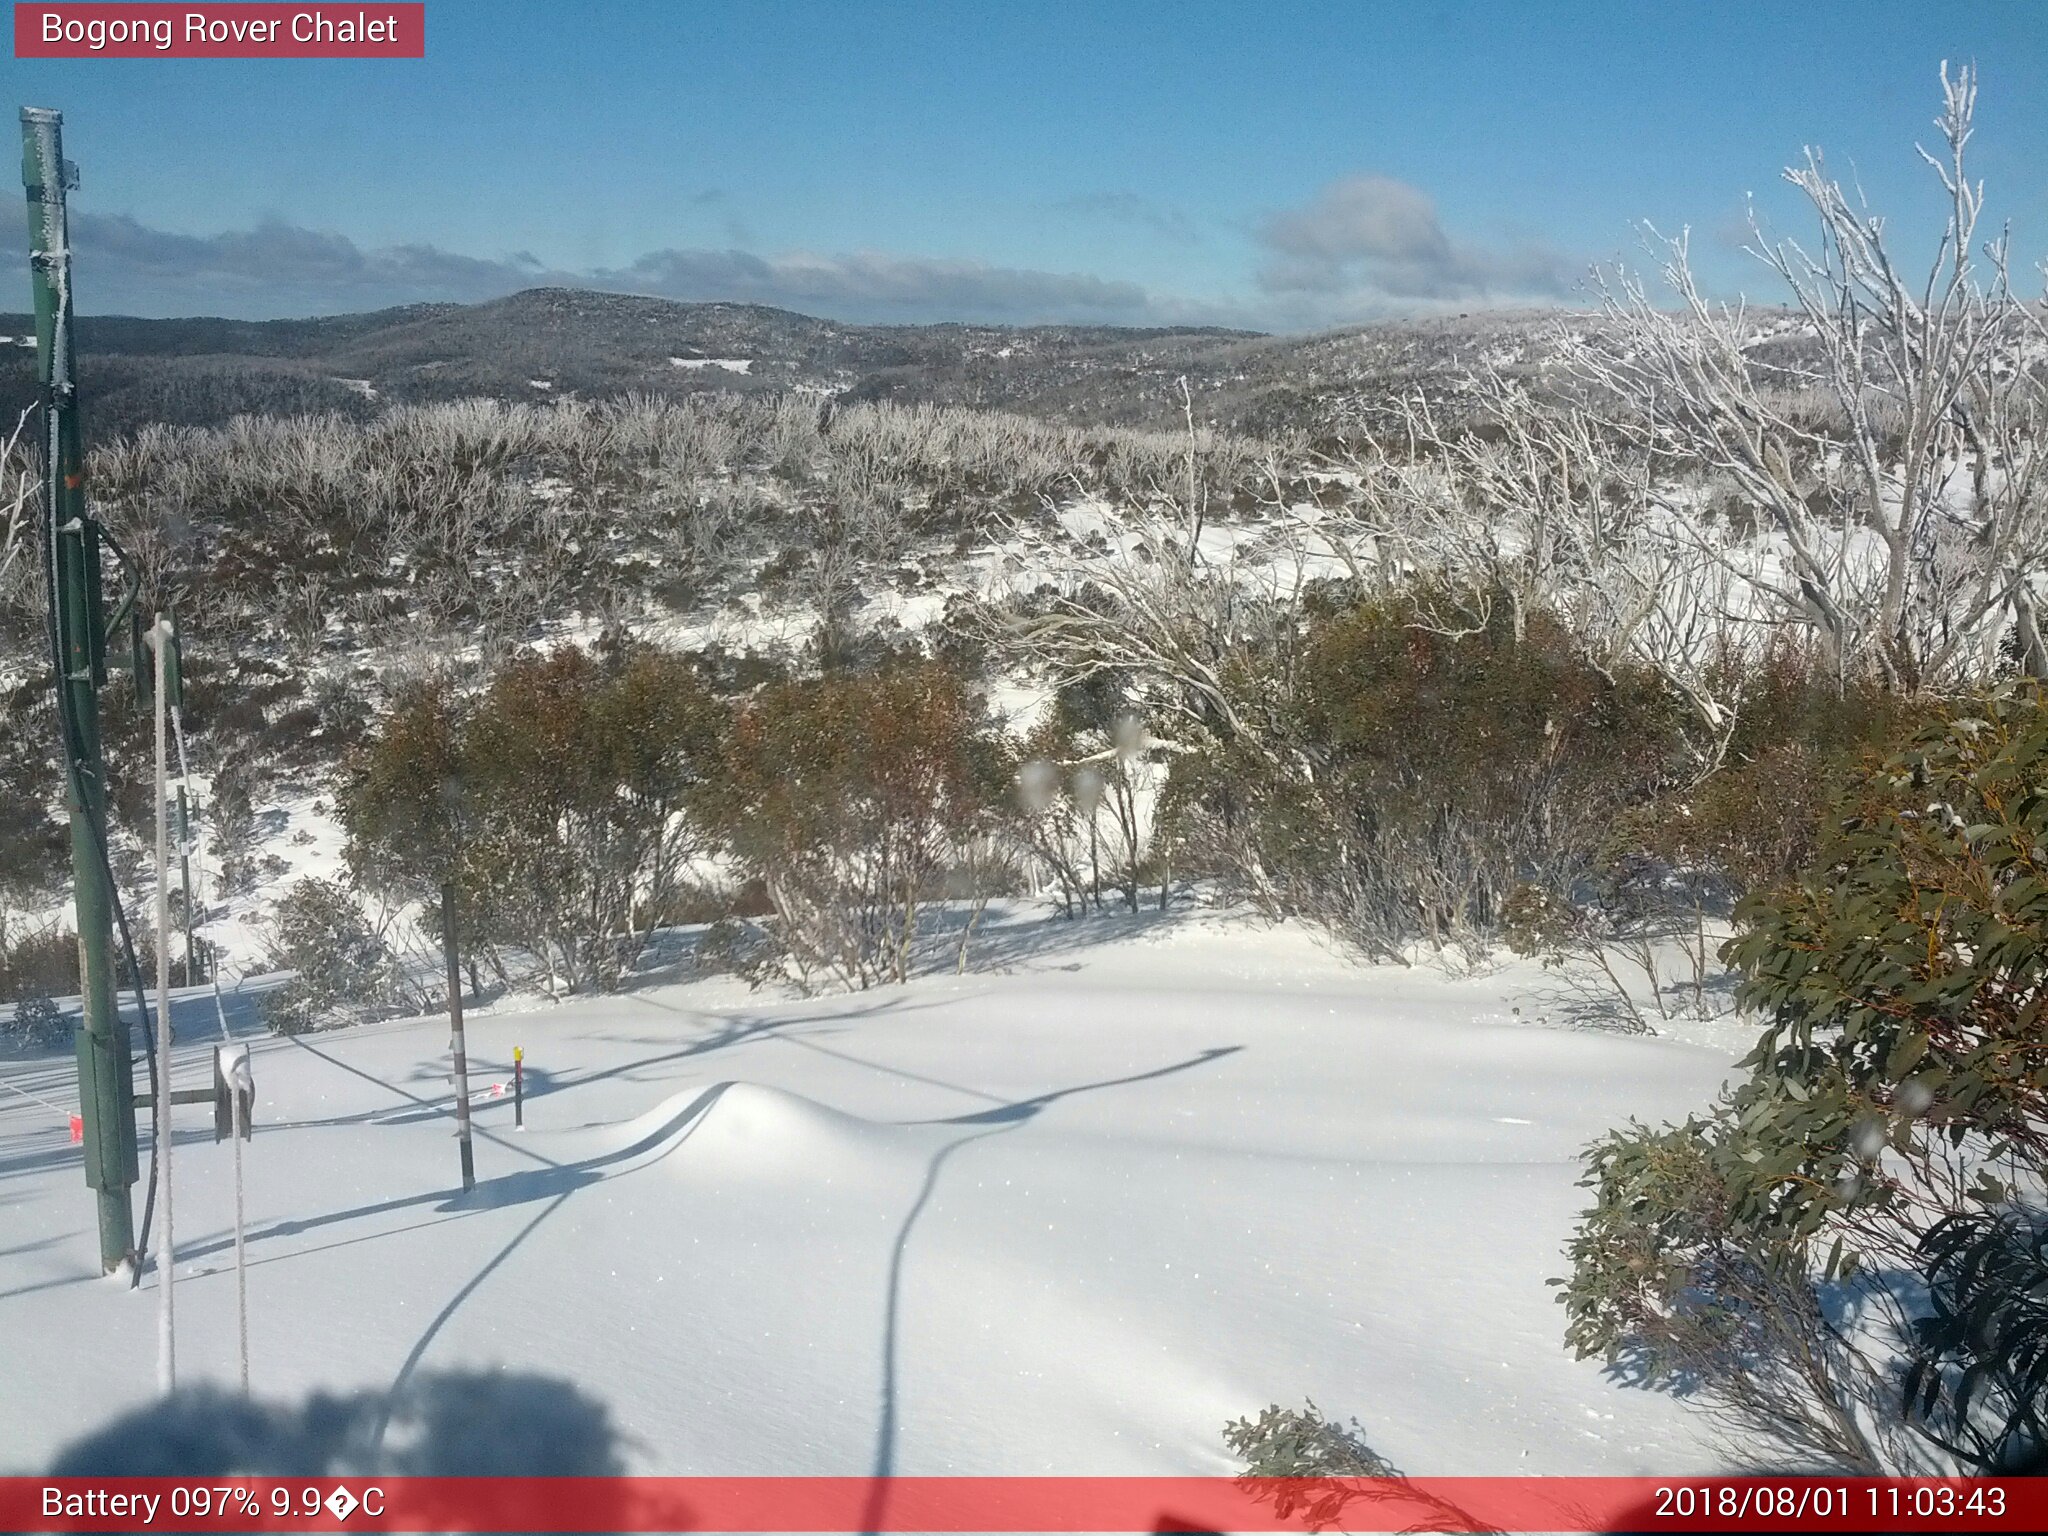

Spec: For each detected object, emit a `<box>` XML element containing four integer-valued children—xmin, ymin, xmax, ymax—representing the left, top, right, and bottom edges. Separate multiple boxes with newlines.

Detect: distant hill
<box><xmin>0</xmin><ymin>285</ymin><xmax>1610</xmax><ymax>441</ymax></box>
<box><xmin>0</xmin><ymin>288</ymin><xmax>1257</xmax><ymax>439</ymax></box>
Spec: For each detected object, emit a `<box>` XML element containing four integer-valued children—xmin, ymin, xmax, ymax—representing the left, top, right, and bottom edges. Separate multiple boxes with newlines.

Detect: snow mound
<box><xmin>607</xmin><ymin>1081</ymin><xmax>926</xmax><ymax>1186</ymax></box>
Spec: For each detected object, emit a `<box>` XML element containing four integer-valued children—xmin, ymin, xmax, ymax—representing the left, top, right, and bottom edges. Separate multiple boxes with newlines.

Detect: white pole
<box><xmin>223</xmin><ymin>1045</ymin><xmax>251</xmax><ymax>1393</ymax></box>
<box><xmin>234</xmin><ymin>1099</ymin><xmax>247</xmax><ymax>1391</ymax></box>
<box><xmin>152</xmin><ymin>614</ymin><xmax>175</xmax><ymax>1392</ymax></box>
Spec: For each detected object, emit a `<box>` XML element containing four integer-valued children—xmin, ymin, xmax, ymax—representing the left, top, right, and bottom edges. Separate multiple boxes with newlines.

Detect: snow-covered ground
<box><xmin>669</xmin><ymin>357</ymin><xmax>754</xmax><ymax>374</ymax></box>
<box><xmin>0</xmin><ymin>904</ymin><xmax>1751</xmax><ymax>1477</ymax></box>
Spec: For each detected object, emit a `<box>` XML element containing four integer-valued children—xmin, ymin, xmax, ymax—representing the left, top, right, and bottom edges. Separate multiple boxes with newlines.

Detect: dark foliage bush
<box><xmin>1</xmin><ymin>927</ymin><xmax>77</xmax><ymax>1004</ymax></box>
<box><xmin>6</xmin><ymin>990</ymin><xmax>66</xmax><ymax>1048</ymax></box>
<box><xmin>1165</xmin><ymin>591</ymin><xmax>1685</xmax><ymax>957</ymax></box>
<box><xmin>1905</xmin><ymin>1211</ymin><xmax>2048</xmax><ymax>1470</ymax></box>
<box><xmin>1560</xmin><ymin>683</ymin><xmax>2048</xmax><ymax>1471</ymax></box>
<box><xmin>1617</xmin><ymin>641</ymin><xmax>1928</xmax><ymax>894</ymax></box>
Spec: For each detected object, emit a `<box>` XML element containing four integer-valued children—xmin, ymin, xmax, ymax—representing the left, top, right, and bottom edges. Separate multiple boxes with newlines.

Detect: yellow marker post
<box><xmin>513</xmin><ymin>1046</ymin><xmax>525</xmax><ymax>1129</ymax></box>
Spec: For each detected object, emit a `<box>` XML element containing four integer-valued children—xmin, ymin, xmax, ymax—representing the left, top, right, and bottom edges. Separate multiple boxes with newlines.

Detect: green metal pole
<box><xmin>22</xmin><ymin>106</ymin><xmax>137</xmax><ymax>1273</ymax></box>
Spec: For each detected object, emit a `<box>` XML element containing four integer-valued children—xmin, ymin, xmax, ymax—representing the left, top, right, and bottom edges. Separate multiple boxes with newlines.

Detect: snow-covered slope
<box><xmin>0</xmin><ymin>905</ymin><xmax>1751</xmax><ymax>1476</ymax></box>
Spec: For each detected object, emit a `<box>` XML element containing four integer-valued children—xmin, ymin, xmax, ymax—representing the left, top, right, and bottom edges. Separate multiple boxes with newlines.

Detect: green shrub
<box><xmin>7</xmin><ymin>991</ymin><xmax>66</xmax><ymax>1048</ymax></box>
<box><xmin>1720</xmin><ymin>683</ymin><xmax>2048</xmax><ymax>1262</ymax></box>
<box><xmin>1559</xmin><ymin>683</ymin><xmax>2048</xmax><ymax>1472</ymax></box>
<box><xmin>1222</xmin><ymin>1401</ymin><xmax>1482</xmax><ymax>1532</ymax></box>
<box><xmin>1223</xmin><ymin>1400</ymin><xmax>1394</xmax><ymax>1480</ymax></box>
<box><xmin>1555</xmin><ymin>1106</ymin><xmax>1899</xmax><ymax>1469</ymax></box>
<box><xmin>258</xmin><ymin>980</ymin><xmax>320</xmax><ymax>1037</ymax></box>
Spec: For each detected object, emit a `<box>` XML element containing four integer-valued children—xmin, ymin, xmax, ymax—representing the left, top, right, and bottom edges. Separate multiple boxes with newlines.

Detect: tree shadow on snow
<box><xmin>597</xmin><ymin>898</ymin><xmax>1201</xmax><ymax>1003</ymax></box>
<box><xmin>569</xmin><ymin>991</ymin><xmax>978</xmax><ymax>1104</ymax></box>
<box><xmin>859</xmin><ymin>1043</ymin><xmax>1244</xmax><ymax>1536</ymax></box>
<box><xmin>40</xmin><ymin>1369</ymin><xmax>653</xmax><ymax>1529</ymax></box>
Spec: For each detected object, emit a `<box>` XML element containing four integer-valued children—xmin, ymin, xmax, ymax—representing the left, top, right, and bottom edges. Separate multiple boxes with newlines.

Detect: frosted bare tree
<box><xmin>0</xmin><ymin>409</ymin><xmax>35</xmax><ymax>613</ymax></box>
<box><xmin>1571</xmin><ymin>63</ymin><xmax>2048</xmax><ymax>689</ymax></box>
<box><xmin>990</xmin><ymin>501</ymin><xmax>1302</xmax><ymax>761</ymax></box>
<box><xmin>0</xmin><ymin>411</ymin><xmax>43</xmax><ymax>753</ymax></box>
<box><xmin>1176</xmin><ymin>375</ymin><xmax>1208</xmax><ymax>560</ymax></box>
<box><xmin>1318</xmin><ymin>374</ymin><xmax>1753</xmax><ymax>772</ymax></box>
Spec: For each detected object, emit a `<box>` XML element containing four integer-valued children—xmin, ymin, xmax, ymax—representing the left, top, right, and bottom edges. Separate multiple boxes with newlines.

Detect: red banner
<box><xmin>14</xmin><ymin>4</ymin><xmax>424</xmax><ymax>58</ymax></box>
<box><xmin>1</xmin><ymin>1476</ymin><xmax>2042</xmax><ymax>1532</ymax></box>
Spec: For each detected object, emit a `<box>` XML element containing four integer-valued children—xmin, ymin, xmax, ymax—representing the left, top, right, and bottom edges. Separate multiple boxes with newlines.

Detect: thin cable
<box><xmin>182</xmin><ymin>702</ymin><xmax>250</xmax><ymax>1391</ymax></box>
<box><xmin>108</xmin><ymin>814</ymin><xmax>160</xmax><ymax>1285</ymax></box>
<box><xmin>0</xmin><ymin>1074</ymin><xmax>74</xmax><ymax>1118</ymax></box>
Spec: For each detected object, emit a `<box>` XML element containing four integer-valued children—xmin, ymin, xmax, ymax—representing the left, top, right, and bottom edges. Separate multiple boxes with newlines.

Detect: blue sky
<box><xmin>7</xmin><ymin>0</ymin><xmax>2046</xmax><ymax>328</ymax></box>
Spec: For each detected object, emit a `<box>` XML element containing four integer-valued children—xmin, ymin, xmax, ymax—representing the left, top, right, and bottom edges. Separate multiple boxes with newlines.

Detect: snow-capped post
<box><xmin>216</xmin><ymin>1043</ymin><xmax>253</xmax><ymax>1392</ymax></box>
<box><xmin>211</xmin><ymin>1044</ymin><xmax>253</xmax><ymax>1388</ymax></box>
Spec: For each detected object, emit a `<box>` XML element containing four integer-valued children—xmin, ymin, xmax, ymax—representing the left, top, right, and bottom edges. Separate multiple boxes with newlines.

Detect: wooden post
<box><xmin>442</xmin><ymin>883</ymin><xmax>475</xmax><ymax>1191</ymax></box>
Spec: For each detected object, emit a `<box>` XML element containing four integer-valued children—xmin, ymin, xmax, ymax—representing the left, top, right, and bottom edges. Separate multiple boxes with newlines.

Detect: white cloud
<box><xmin>0</xmin><ymin>189</ymin><xmax>1581</xmax><ymax>331</ymax></box>
<box><xmin>4</xmin><ymin>213</ymin><xmax>1163</xmax><ymax>326</ymax></box>
<box><xmin>1256</xmin><ymin>173</ymin><xmax>1580</xmax><ymax>305</ymax></box>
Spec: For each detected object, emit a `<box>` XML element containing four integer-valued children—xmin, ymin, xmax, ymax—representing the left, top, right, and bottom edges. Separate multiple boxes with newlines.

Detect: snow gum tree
<box><xmin>459</xmin><ymin>645</ymin><xmax>725</xmax><ymax>993</ymax></box>
<box><xmin>1016</xmin><ymin>671</ymin><xmax>1159</xmax><ymax>916</ymax></box>
<box><xmin>336</xmin><ymin>673</ymin><xmax>488</xmax><ymax>1005</ymax></box>
<box><xmin>707</xmin><ymin>661</ymin><xmax>1013</xmax><ymax>990</ymax></box>
<box><xmin>0</xmin><ymin>410</ymin><xmax>33</xmax><ymax>631</ymax></box>
<box><xmin>341</xmin><ymin>646</ymin><xmax>725</xmax><ymax>1000</ymax></box>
